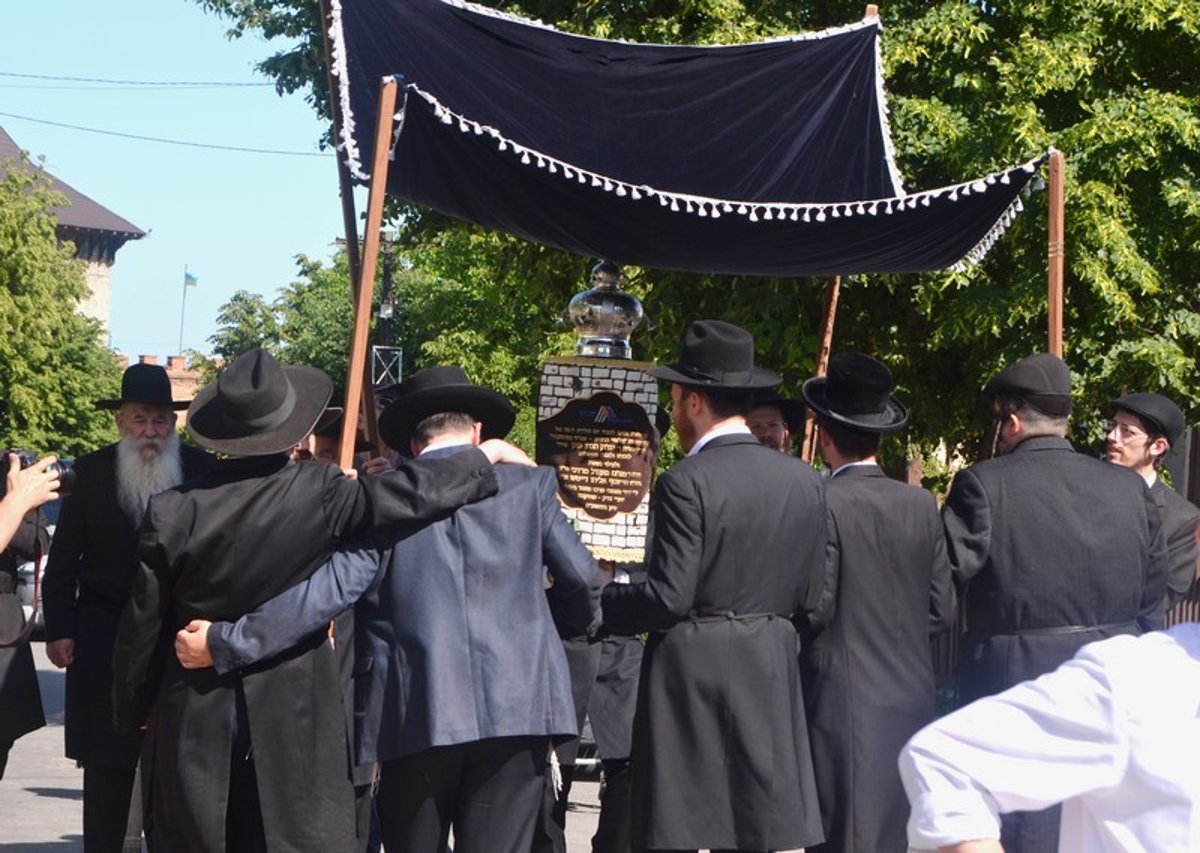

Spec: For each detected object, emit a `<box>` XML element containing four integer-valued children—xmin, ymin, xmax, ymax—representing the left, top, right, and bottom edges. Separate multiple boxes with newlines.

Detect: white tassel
<box><xmin>548</xmin><ymin>162</ymin><xmax>558</xmax><ymax>174</ymax></box>
<box><xmin>521</xmin><ymin>151</ymin><xmax>532</xmax><ymax>165</ymax></box>
<box><xmin>722</xmin><ymin>202</ymin><xmax>734</xmax><ymax>213</ymax></box>
<box><xmin>498</xmin><ymin>140</ymin><xmax>508</xmax><ymax>152</ymax></box>
<box><xmin>550</xmin><ymin>748</ymin><xmax>563</xmax><ymax>798</ymax></box>
<box><xmin>802</xmin><ymin>209</ymin><xmax>812</xmax><ymax>222</ymax></box>
<box><xmin>789</xmin><ymin>209</ymin><xmax>800</xmax><ymax>221</ymax></box>
<box><xmin>921</xmin><ymin>195</ymin><xmax>931</xmax><ymax>207</ymax></box>
<box><xmin>816</xmin><ymin>209</ymin><xmax>827</xmax><ymax>222</ymax></box>
<box><xmin>867</xmin><ymin>203</ymin><xmax>877</xmax><ymax>216</ymax></box>
<box><xmin>749</xmin><ymin>208</ymin><xmax>759</xmax><ymax>222</ymax></box>
<box><xmin>616</xmin><ymin>184</ymin><xmax>627</xmax><ymax>197</ymax></box>
<box><xmin>763</xmin><ymin>208</ymin><xmax>774</xmax><ymax>221</ymax></box>
<box><xmin>973</xmin><ymin>180</ymin><xmax>987</xmax><ymax>193</ymax></box>
<box><xmin>738</xmin><ymin>205</ymin><xmax>749</xmax><ymax>216</ymax></box>
<box><xmin>631</xmin><ymin>188</ymin><xmax>643</xmax><ymax>201</ymax></box>
<box><xmin>670</xmin><ymin>198</ymin><xmax>680</xmax><ymax>212</ymax></box>
<box><xmin>591</xmin><ymin>176</ymin><xmax>603</xmax><ymax>188</ymax></box>
<box><xmin>1001</xmin><ymin>173</ymin><xmax>1011</xmax><ymax>184</ymax></box>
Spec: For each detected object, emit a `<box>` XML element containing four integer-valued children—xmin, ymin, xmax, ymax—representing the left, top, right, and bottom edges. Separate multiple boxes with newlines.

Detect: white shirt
<box><xmin>687</xmin><ymin>422</ymin><xmax>752</xmax><ymax>456</ymax></box>
<box><xmin>900</xmin><ymin>623</ymin><xmax>1200</xmax><ymax>852</ymax></box>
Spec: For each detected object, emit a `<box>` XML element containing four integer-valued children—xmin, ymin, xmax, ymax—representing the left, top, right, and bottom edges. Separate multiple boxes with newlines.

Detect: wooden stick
<box><xmin>319</xmin><ymin>0</ymin><xmax>381</xmax><ymax>457</ymax></box>
<box><xmin>801</xmin><ymin>275</ymin><xmax>841</xmax><ymax>463</ymax></box>
<box><xmin>340</xmin><ymin>77</ymin><xmax>398</xmax><ymax>470</ymax></box>
<box><xmin>1047</xmin><ymin>150</ymin><xmax>1065</xmax><ymax>357</ymax></box>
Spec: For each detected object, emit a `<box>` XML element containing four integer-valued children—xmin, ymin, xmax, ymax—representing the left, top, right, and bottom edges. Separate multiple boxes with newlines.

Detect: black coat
<box><xmin>0</xmin><ymin>509</ymin><xmax>48</xmax><ymax>747</ymax></box>
<box><xmin>800</xmin><ymin>465</ymin><xmax>955</xmax><ymax>853</ymax></box>
<box><xmin>944</xmin><ymin>435</ymin><xmax>1166</xmax><ymax>705</ymax></box>
<box><xmin>41</xmin><ymin>443</ymin><xmax>212</xmax><ymax>767</ymax></box>
<box><xmin>603</xmin><ymin>433</ymin><xmax>828</xmax><ymax>852</ymax></box>
<box><xmin>111</xmin><ymin>451</ymin><xmax>497</xmax><ymax>853</ymax></box>
<box><xmin>1153</xmin><ymin>478</ymin><xmax>1200</xmax><ymax>608</ymax></box>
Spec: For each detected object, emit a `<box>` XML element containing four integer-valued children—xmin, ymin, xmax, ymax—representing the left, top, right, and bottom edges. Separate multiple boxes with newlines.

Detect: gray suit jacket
<box><xmin>209</xmin><ymin>446</ymin><xmax>604</xmax><ymax>765</ymax></box>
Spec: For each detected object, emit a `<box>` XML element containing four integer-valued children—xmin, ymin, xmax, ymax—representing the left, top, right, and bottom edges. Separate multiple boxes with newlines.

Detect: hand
<box><xmin>940</xmin><ymin>842</ymin><xmax>1004</xmax><ymax>853</ymax></box>
<box><xmin>6</xmin><ymin>453</ymin><xmax>60</xmax><ymax>513</ymax></box>
<box><xmin>175</xmin><ymin>620</ymin><xmax>214</xmax><ymax>669</ymax></box>
<box><xmin>478</xmin><ymin>439</ymin><xmax>535</xmax><ymax>467</ymax></box>
<box><xmin>341</xmin><ymin>467</ymin><xmax>360</xmax><ymax>480</ymax></box>
<box><xmin>361</xmin><ymin>455</ymin><xmax>394</xmax><ymax>477</ymax></box>
<box><xmin>46</xmin><ymin>638</ymin><xmax>74</xmax><ymax>668</ymax></box>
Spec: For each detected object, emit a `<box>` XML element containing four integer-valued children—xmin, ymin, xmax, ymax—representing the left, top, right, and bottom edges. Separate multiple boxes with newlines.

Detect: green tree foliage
<box><xmin>0</xmin><ymin>157</ymin><xmax>123</xmax><ymax>457</ymax></box>
<box><xmin>199</xmin><ymin>252</ymin><xmax>360</xmax><ymax>384</ymax></box>
<box><xmin>197</xmin><ymin>0</ymin><xmax>1200</xmax><ymax>481</ymax></box>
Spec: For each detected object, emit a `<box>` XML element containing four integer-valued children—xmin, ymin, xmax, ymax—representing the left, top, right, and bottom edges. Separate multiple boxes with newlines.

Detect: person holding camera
<box><xmin>0</xmin><ymin>451</ymin><xmax>61</xmax><ymax>778</ymax></box>
<box><xmin>41</xmin><ymin>363</ymin><xmax>213</xmax><ymax>853</ymax></box>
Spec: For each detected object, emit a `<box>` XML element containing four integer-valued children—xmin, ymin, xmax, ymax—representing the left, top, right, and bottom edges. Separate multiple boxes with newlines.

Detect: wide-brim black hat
<box><xmin>1111</xmin><ymin>392</ymin><xmax>1185</xmax><ymax>447</ymax></box>
<box><xmin>802</xmin><ymin>352</ymin><xmax>908</xmax><ymax>434</ymax></box>
<box><xmin>647</xmin><ymin>320</ymin><xmax>780</xmax><ymax>390</ymax></box>
<box><xmin>982</xmin><ymin>353</ymin><xmax>1072</xmax><ymax>416</ymax></box>
<box><xmin>187</xmin><ymin>348</ymin><xmax>332</xmax><ymax>456</ymax></box>
<box><xmin>750</xmin><ymin>390</ymin><xmax>807</xmax><ymax>432</ymax></box>
<box><xmin>96</xmin><ymin>363</ymin><xmax>190</xmax><ymax>410</ymax></box>
<box><xmin>378</xmin><ymin>366</ymin><xmax>514</xmax><ymax>456</ymax></box>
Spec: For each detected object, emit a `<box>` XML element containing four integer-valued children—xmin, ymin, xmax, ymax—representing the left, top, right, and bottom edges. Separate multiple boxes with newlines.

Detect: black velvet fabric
<box><xmin>333</xmin><ymin>0</ymin><xmax>1043</xmax><ymax>277</ymax></box>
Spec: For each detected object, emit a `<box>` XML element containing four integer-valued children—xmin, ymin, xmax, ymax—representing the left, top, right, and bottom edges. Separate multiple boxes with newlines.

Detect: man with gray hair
<box><xmin>941</xmin><ymin>353</ymin><xmax>1166</xmax><ymax>853</ymax></box>
<box><xmin>42</xmin><ymin>362</ymin><xmax>212</xmax><ymax>852</ymax></box>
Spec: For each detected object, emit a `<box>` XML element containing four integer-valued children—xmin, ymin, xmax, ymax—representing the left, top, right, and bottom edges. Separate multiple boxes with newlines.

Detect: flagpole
<box><xmin>178</xmin><ymin>265</ymin><xmax>189</xmax><ymax>355</ymax></box>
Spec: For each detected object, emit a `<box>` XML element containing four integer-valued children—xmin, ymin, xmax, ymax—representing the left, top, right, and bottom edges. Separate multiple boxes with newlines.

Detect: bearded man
<box><xmin>42</xmin><ymin>363</ymin><xmax>211</xmax><ymax>853</ymax></box>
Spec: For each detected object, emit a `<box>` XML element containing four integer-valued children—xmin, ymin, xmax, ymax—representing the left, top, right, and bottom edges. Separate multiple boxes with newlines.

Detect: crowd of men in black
<box><xmin>0</xmin><ymin>318</ymin><xmax>1194</xmax><ymax>853</ymax></box>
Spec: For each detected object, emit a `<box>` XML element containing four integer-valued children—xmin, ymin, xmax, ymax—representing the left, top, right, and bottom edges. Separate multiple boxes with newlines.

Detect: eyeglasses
<box><xmin>1105</xmin><ymin>420</ymin><xmax>1148</xmax><ymax>441</ymax></box>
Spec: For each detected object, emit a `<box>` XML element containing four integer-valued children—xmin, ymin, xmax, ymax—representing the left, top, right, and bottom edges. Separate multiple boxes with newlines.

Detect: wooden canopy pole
<box><xmin>801</xmin><ymin>275</ymin><xmax>842</xmax><ymax>463</ymax></box>
<box><xmin>339</xmin><ymin>77</ymin><xmax>399</xmax><ymax>470</ymax></box>
<box><xmin>319</xmin><ymin>0</ymin><xmax>381</xmax><ymax>461</ymax></box>
<box><xmin>1047</xmin><ymin>150</ymin><xmax>1066</xmax><ymax>357</ymax></box>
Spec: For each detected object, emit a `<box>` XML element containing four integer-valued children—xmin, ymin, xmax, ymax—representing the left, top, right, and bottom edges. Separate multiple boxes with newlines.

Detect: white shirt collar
<box><xmin>1141</xmin><ymin>470</ymin><xmax>1157</xmax><ymax>487</ymax></box>
<box><xmin>830</xmin><ymin>459</ymin><xmax>878</xmax><ymax>479</ymax></box>
<box><xmin>418</xmin><ymin>437</ymin><xmax>473</xmax><ymax>456</ymax></box>
<box><xmin>688</xmin><ymin>422</ymin><xmax>752</xmax><ymax>456</ymax></box>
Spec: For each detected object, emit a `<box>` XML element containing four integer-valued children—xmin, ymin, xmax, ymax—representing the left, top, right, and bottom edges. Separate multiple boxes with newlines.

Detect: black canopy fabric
<box><xmin>329</xmin><ymin>0</ymin><xmax>1045</xmax><ymax>277</ymax></box>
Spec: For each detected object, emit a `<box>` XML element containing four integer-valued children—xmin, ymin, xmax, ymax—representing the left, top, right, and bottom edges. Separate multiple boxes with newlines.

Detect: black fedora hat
<box><xmin>187</xmin><ymin>348</ymin><xmax>332</xmax><ymax>456</ymax></box>
<box><xmin>982</xmin><ymin>353</ymin><xmax>1072</xmax><ymax>416</ymax></box>
<box><xmin>750</xmin><ymin>389</ymin><xmax>806</xmax><ymax>432</ymax></box>
<box><xmin>96</xmin><ymin>363</ymin><xmax>190</xmax><ymax>410</ymax></box>
<box><xmin>1111</xmin><ymin>392</ymin><xmax>1185</xmax><ymax>447</ymax></box>
<box><xmin>378</xmin><ymin>366</ymin><xmax>514</xmax><ymax>457</ymax></box>
<box><xmin>802</xmin><ymin>352</ymin><xmax>908</xmax><ymax>434</ymax></box>
<box><xmin>647</xmin><ymin>320</ymin><xmax>781</xmax><ymax>390</ymax></box>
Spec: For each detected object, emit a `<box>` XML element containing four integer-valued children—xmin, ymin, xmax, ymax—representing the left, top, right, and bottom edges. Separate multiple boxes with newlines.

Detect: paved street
<box><xmin>0</xmin><ymin>640</ymin><xmax>603</xmax><ymax>851</ymax></box>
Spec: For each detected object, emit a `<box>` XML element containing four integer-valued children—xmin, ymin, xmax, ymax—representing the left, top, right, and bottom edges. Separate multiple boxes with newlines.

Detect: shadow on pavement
<box><xmin>1</xmin><ymin>836</ymin><xmax>83</xmax><ymax>851</ymax></box>
<box><xmin>24</xmin><ymin>786</ymin><xmax>84</xmax><ymax>801</ymax></box>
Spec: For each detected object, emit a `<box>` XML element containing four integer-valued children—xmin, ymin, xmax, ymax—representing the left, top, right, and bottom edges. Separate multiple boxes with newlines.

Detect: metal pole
<box><xmin>339</xmin><ymin>77</ymin><xmax>398</xmax><ymax>470</ymax></box>
<box><xmin>178</xmin><ymin>265</ymin><xmax>189</xmax><ymax>354</ymax></box>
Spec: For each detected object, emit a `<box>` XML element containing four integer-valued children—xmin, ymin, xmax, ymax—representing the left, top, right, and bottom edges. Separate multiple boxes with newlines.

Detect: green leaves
<box><xmin>0</xmin><ymin>157</ymin><xmax>123</xmax><ymax>455</ymax></box>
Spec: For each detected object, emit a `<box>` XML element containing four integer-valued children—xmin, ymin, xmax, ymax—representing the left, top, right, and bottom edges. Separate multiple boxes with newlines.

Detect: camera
<box><xmin>2</xmin><ymin>448</ymin><xmax>76</xmax><ymax>497</ymax></box>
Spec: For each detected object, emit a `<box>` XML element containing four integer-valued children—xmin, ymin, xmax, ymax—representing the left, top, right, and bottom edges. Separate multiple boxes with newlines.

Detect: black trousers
<box><xmin>592</xmin><ymin>758</ymin><xmax>632</xmax><ymax>853</ymax></box>
<box><xmin>82</xmin><ymin>764</ymin><xmax>138</xmax><ymax>853</ymax></box>
<box><xmin>377</xmin><ymin>736</ymin><xmax>546</xmax><ymax>853</ymax></box>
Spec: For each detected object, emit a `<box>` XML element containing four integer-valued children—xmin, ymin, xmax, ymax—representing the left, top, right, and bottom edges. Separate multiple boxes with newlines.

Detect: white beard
<box><xmin>116</xmin><ymin>431</ymin><xmax>184</xmax><ymax>525</ymax></box>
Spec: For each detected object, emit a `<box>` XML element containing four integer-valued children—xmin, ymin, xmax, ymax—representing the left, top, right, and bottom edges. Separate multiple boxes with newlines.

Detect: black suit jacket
<box><xmin>41</xmin><ymin>442</ymin><xmax>212</xmax><ymax>766</ymax></box>
<box><xmin>603</xmin><ymin>433</ymin><xmax>827</xmax><ymax>852</ymax></box>
<box><xmin>1152</xmin><ymin>478</ymin><xmax>1200</xmax><ymax>608</ymax></box>
<box><xmin>943</xmin><ymin>435</ymin><xmax>1166</xmax><ymax>705</ymax></box>
<box><xmin>801</xmin><ymin>464</ymin><xmax>954</xmax><ymax>853</ymax></box>
<box><xmin>111</xmin><ymin>451</ymin><xmax>497</xmax><ymax>853</ymax></box>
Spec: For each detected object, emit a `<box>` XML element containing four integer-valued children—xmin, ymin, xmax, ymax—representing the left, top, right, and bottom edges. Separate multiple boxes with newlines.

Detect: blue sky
<box><xmin>3</xmin><ymin>0</ymin><xmax>361</xmax><ymax>359</ymax></box>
